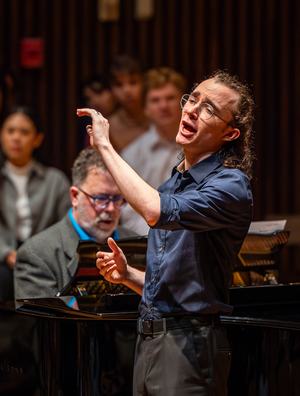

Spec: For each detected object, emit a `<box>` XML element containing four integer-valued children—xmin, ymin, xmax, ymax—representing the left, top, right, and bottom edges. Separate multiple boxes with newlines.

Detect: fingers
<box><xmin>95</xmin><ymin>239</ymin><xmax>121</xmax><ymax>259</ymax></box>
<box><xmin>77</xmin><ymin>108</ymin><xmax>110</xmax><ymax>152</ymax></box>
<box><xmin>96</xmin><ymin>255</ymin><xmax>116</xmax><ymax>276</ymax></box>
<box><xmin>101</xmin><ymin>264</ymin><xmax>117</xmax><ymax>280</ymax></box>
<box><xmin>76</xmin><ymin>108</ymin><xmax>94</xmax><ymax>117</ymax></box>
<box><xmin>76</xmin><ymin>109</ymin><xmax>92</xmax><ymax>117</ymax></box>
<box><xmin>107</xmin><ymin>237</ymin><xmax>121</xmax><ymax>254</ymax></box>
<box><xmin>95</xmin><ymin>240</ymin><xmax>124</xmax><ymax>281</ymax></box>
<box><xmin>96</xmin><ymin>253</ymin><xmax>110</xmax><ymax>268</ymax></box>
<box><xmin>77</xmin><ymin>108</ymin><xmax>106</xmax><ymax>121</ymax></box>
<box><xmin>77</xmin><ymin>108</ymin><xmax>109</xmax><ymax>126</ymax></box>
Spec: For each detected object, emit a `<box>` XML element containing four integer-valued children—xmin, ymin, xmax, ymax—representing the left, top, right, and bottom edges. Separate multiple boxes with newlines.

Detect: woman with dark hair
<box><xmin>0</xmin><ymin>106</ymin><xmax>71</xmax><ymax>301</ymax></box>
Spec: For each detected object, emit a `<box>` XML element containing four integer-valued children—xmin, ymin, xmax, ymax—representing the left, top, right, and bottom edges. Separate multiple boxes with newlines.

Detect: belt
<box><xmin>137</xmin><ymin>314</ymin><xmax>221</xmax><ymax>335</ymax></box>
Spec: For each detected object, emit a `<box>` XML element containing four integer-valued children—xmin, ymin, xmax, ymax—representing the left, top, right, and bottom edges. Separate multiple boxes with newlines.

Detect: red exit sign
<box><xmin>20</xmin><ymin>38</ymin><xmax>44</xmax><ymax>69</ymax></box>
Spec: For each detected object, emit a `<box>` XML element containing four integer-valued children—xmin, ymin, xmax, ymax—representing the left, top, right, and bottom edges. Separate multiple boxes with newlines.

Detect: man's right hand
<box><xmin>96</xmin><ymin>238</ymin><xmax>128</xmax><ymax>284</ymax></box>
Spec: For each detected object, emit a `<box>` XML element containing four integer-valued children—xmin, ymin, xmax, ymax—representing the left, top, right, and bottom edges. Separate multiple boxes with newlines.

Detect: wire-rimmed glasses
<box><xmin>180</xmin><ymin>94</ymin><xmax>233</xmax><ymax>127</ymax></box>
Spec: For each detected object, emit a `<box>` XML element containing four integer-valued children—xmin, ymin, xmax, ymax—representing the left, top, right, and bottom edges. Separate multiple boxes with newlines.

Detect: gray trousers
<box><xmin>133</xmin><ymin>319</ymin><xmax>231</xmax><ymax>396</ymax></box>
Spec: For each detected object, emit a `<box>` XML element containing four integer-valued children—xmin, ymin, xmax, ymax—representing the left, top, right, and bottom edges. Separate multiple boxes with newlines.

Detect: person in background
<box><xmin>120</xmin><ymin>67</ymin><xmax>187</xmax><ymax>234</ymax></box>
<box><xmin>0</xmin><ymin>106</ymin><xmax>71</xmax><ymax>301</ymax></box>
<box><xmin>78</xmin><ymin>74</ymin><xmax>116</xmax><ymax>151</ymax></box>
<box><xmin>108</xmin><ymin>54</ymin><xmax>150</xmax><ymax>153</ymax></box>
<box><xmin>14</xmin><ymin>146</ymin><xmax>137</xmax><ymax>300</ymax></box>
<box><xmin>77</xmin><ymin>69</ymin><xmax>255</xmax><ymax>396</ymax></box>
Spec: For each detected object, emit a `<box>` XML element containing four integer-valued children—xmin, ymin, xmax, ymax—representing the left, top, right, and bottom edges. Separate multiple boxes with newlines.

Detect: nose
<box><xmin>105</xmin><ymin>200</ymin><xmax>116</xmax><ymax>212</ymax></box>
<box><xmin>11</xmin><ymin>130</ymin><xmax>22</xmax><ymax>141</ymax></box>
<box><xmin>161</xmin><ymin>99</ymin><xmax>170</xmax><ymax>109</ymax></box>
<box><xmin>123</xmin><ymin>83</ymin><xmax>133</xmax><ymax>95</ymax></box>
<box><xmin>185</xmin><ymin>103</ymin><xmax>199</xmax><ymax>120</ymax></box>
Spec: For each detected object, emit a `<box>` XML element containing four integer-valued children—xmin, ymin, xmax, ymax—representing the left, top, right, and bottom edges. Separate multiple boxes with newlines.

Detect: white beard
<box><xmin>76</xmin><ymin>199</ymin><xmax>118</xmax><ymax>242</ymax></box>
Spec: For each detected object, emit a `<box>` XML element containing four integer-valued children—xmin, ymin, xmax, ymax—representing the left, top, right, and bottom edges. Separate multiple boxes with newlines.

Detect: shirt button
<box><xmin>148</xmin><ymin>308</ymin><xmax>152</xmax><ymax>313</ymax></box>
<box><xmin>178</xmin><ymin>189</ymin><xmax>182</xmax><ymax>192</ymax></box>
<box><xmin>159</xmin><ymin>247</ymin><xmax>163</xmax><ymax>252</ymax></box>
<box><xmin>152</xmin><ymin>277</ymin><xmax>155</xmax><ymax>282</ymax></box>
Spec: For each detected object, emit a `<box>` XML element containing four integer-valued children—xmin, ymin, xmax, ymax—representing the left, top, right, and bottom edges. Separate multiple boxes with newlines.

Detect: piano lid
<box><xmin>236</xmin><ymin>230</ymin><xmax>290</xmax><ymax>272</ymax></box>
<box><xmin>16</xmin><ymin>295</ymin><xmax>141</xmax><ymax>319</ymax></box>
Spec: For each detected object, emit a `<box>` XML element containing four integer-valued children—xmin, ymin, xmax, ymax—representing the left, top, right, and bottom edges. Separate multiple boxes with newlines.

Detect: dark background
<box><xmin>1</xmin><ymin>0</ymin><xmax>299</xmax><ymax>281</ymax></box>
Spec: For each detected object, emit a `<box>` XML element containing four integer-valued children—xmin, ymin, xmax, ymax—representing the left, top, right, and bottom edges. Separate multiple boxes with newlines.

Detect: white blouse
<box><xmin>5</xmin><ymin>160</ymin><xmax>35</xmax><ymax>241</ymax></box>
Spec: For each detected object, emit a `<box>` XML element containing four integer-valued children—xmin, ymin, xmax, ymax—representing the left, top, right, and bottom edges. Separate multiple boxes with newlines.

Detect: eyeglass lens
<box><xmin>180</xmin><ymin>94</ymin><xmax>214</xmax><ymax>120</ymax></box>
<box><xmin>94</xmin><ymin>196</ymin><xmax>126</xmax><ymax>209</ymax></box>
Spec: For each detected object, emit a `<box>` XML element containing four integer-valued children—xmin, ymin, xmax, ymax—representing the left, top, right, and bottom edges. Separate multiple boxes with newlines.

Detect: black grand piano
<box><xmin>1</xmin><ymin>223</ymin><xmax>300</xmax><ymax>396</ymax></box>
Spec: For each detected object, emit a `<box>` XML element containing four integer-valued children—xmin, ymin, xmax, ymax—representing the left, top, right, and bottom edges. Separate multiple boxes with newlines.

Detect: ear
<box><xmin>222</xmin><ymin>128</ymin><xmax>240</xmax><ymax>142</ymax></box>
<box><xmin>33</xmin><ymin>132</ymin><xmax>44</xmax><ymax>149</ymax></box>
<box><xmin>70</xmin><ymin>186</ymin><xmax>79</xmax><ymax>208</ymax></box>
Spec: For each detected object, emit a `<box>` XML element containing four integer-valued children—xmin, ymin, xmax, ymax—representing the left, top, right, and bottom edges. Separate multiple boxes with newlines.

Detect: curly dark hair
<box><xmin>207</xmin><ymin>70</ymin><xmax>256</xmax><ymax>179</ymax></box>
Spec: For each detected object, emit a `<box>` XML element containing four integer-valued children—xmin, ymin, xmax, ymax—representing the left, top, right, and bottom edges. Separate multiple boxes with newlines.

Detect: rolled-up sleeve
<box><xmin>153</xmin><ymin>170</ymin><xmax>252</xmax><ymax>232</ymax></box>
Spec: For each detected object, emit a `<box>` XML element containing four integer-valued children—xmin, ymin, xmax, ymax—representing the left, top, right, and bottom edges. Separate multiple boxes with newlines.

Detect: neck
<box><xmin>183</xmin><ymin>151</ymin><xmax>214</xmax><ymax>170</ymax></box>
<box><xmin>7</xmin><ymin>158</ymin><xmax>33</xmax><ymax>168</ymax></box>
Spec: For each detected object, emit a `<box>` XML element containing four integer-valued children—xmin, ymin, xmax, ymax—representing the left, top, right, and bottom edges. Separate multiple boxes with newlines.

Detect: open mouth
<box><xmin>182</xmin><ymin>120</ymin><xmax>197</xmax><ymax>134</ymax></box>
<box><xmin>97</xmin><ymin>218</ymin><xmax>114</xmax><ymax>229</ymax></box>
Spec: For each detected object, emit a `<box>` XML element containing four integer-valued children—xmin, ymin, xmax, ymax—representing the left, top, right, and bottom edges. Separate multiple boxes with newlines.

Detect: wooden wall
<box><xmin>0</xmin><ymin>0</ymin><xmax>300</xmax><ymax>279</ymax></box>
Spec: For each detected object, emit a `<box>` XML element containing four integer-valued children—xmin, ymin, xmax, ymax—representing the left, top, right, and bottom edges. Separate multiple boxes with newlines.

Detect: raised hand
<box><xmin>76</xmin><ymin>108</ymin><xmax>110</xmax><ymax>151</ymax></box>
<box><xmin>96</xmin><ymin>237</ymin><xmax>128</xmax><ymax>284</ymax></box>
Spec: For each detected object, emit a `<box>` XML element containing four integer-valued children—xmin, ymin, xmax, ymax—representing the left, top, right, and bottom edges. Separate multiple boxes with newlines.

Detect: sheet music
<box><xmin>248</xmin><ymin>220</ymin><xmax>287</xmax><ymax>235</ymax></box>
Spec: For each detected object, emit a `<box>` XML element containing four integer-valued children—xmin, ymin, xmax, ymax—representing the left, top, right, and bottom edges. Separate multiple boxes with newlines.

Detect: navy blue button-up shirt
<box><xmin>139</xmin><ymin>154</ymin><xmax>253</xmax><ymax>319</ymax></box>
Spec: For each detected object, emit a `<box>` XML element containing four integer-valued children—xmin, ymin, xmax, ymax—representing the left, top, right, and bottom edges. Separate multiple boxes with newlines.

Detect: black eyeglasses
<box><xmin>77</xmin><ymin>186</ymin><xmax>127</xmax><ymax>210</ymax></box>
<box><xmin>180</xmin><ymin>94</ymin><xmax>234</xmax><ymax>127</ymax></box>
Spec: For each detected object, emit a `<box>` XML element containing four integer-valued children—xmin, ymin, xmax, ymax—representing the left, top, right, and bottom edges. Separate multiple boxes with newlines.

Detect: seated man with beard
<box><xmin>14</xmin><ymin>146</ymin><xmax>137</xmax><ymax>299</ymax></box>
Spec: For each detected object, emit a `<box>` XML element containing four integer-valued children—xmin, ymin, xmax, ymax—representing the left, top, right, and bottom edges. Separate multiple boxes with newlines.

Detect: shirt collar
<box><xmin>4</xmin><ymin>159</ymin><xmax>35</xmax><ymax>175</ymax></box>
<box><xmin>31</xmin><ymin>161</ymin><xmax>46</xmax><ymax>178</ymax></box>
<box><xmin>1</xmin><ymin>159</ymin><xmax>45</xmax><ymax>177</ymax></box>
<box><xmin>68</xmin><ymin>208</ymin><xmax>119</xmax><ymax>241</ymax></box>
<box><xmin>173</xmin><ymin>153</ymin><xmax>224</xmax><ymax>184</ymax></box>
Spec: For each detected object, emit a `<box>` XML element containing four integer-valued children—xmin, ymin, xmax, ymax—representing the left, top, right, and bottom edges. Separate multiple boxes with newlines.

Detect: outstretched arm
<box><xmin>96</xmin><ymin>238</ymin><xmax>145</xmax><ymax>296</ymax></box>
<box><xmin>76</xmin><ymin>108</ymin><xmax>161</xmax><ymax>226</ymax></box>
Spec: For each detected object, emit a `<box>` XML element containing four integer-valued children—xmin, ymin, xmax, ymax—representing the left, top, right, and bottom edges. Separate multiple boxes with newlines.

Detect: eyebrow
<box><xmin>191</xmin><ymin>90</ymin><xmax>220</xmax><ymax>112</ymax></box>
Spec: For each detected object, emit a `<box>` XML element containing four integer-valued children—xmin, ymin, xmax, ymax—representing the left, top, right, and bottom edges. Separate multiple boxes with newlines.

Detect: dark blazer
<box><xmin>14</xmin><ymin>213</ymin><xmax>137</xmax><ymax>300</ymax></box>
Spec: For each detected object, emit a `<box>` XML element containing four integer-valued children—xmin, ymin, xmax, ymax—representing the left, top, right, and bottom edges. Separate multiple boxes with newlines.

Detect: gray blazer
<box><xmin>14</xmin><ymin>213</ymin><xmax>137</xmax><ymax>300</ymax></box>
<box><xmin>0</xmin><ymin>161</ymin><xmax>71</xmax><ymax>262</ymax></box>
